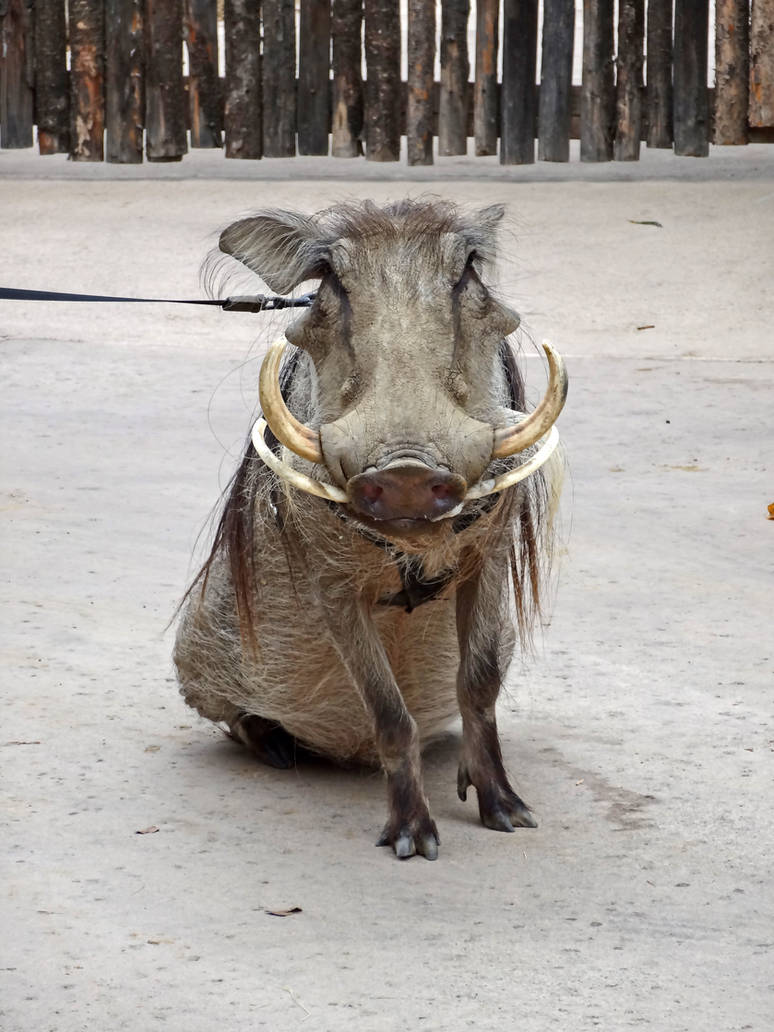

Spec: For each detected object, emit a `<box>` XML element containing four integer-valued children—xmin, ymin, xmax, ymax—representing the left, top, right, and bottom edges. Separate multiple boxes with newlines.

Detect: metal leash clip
<box><xmin>221</xmin><ymin>292</ymin><xmax>318</xmax><ymax>313</ymax></box>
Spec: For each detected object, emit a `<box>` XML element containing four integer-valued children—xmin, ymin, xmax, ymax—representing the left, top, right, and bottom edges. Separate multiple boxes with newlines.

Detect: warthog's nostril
<box><xmin>361</xmin><ymin>482</ymin><xmax>384</xmax><ymax>503</ymax></box>
<box><xmin>347</xmin><ymin>464</ymin><xmax>467</xmax><ymax>523</ymax></box>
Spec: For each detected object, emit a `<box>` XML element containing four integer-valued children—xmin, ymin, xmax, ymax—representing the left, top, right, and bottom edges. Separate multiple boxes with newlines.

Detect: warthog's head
<box><xmin>218</xmin><ymin>200</ymin><xmax>566</xmax><ymax>538</ymax></box>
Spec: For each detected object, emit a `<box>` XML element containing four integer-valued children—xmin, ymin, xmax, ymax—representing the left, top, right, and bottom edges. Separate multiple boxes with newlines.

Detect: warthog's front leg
<box><xmin>321</xmin><ymin>592</ymin><xmax>439</xmax><ymax>860</ymax></box>
<box><xmin>455</xmin><ymin>564</ymin><xmax>537</xmax><ymax>832</ymax></box>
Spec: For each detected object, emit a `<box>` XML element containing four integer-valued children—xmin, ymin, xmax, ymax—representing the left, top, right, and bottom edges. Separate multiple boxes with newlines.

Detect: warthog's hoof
<box><xmin>458</xmin><ymin>764</ymin><xmax>538</xmax><ymax>832</ymax></box>
<box><xmin>376</xmin><ymin>814</ymin><xmax>440</xmax><ymax>860</ymax></box>
<box><xmin>228</xmin><ymin>712</ymin><xmax>298</xmax><ymax>769</ymax></box>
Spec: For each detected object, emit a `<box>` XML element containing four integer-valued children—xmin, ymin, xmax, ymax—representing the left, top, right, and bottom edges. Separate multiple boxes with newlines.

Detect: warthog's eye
<box><xmin>453</xmin><ymin>252</ymin><xmax>490</xmax><ymax>318</ymax></box>
<box><xmin>453</xmin><ymin>251</ymin><xmax>479</xmax><ymax>291</ymax></box>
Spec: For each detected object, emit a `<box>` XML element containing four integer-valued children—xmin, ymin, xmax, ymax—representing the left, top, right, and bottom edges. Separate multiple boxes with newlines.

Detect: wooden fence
<box><xmin>1</xmin><ymin>0</ymin><xmax>773</xmax><ymax>163</ymax></box>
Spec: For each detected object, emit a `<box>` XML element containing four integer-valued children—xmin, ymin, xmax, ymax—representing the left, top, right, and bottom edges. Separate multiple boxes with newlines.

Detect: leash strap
<box><xmin>0</xmin><ymin>286</ymin><xmax>317</xmax><ymax>312</ymax></box>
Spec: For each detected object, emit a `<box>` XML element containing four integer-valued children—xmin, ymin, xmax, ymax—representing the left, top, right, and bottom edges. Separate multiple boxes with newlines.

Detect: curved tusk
<box><xmin>492</xmin><ymin>340</ymin><xmax>568</xmax><ymax>459</ymax></box>
<box><xmin>251</xmin><ymin>419</ymin><xmax>348</xmax><ymax>504</ymax></box>
<box><xmin>462</xmin><ymin>425</ymin><xmax>561</xmax><ymax>503</ymax></box>
<box><xmin>258</xmin><ymin>337</ymin><xmax>325</xmax><ymax>465</ymax></box>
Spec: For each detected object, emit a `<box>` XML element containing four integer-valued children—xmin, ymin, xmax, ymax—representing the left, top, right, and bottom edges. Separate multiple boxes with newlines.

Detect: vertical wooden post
<box><xmin>615</xmin><ymin>0</ymin><xmax>644</xmax><ymax>160</ymax></box>
<box><xmin>145</xmin><ymin>0</ymin><xmax>187</xmax><ymax>160</ymax></box>
<box><xmin>1</xmin><ymin>0</ymin><xmax>34</xmax><ymax>149</ymax></box>
<box><xmin>538</xmin><ymin>0</ymin><xmax>574</xmax><ymax>162</ymax></box>
<box><xmin>69</xmin><ymin>0</ymin><xmax>105</xmax><ymax>161</ymax></box>
<box><xmin>106</xmin><ymin>0</ymin><xmax>144</xmax><ymax>163</ymax></box>
<box><xmin>750</xmin><ymin>0</ymin><xmax>774</xmax><ymax>127</ymax></box>
<box><xmin>35</xmin><ymin>0</ymin><xmax>70</xmax><ymax>153</ymax></box>
<box><xmin>581</xmin><ymin>0</ymin><xmax>615</xmax><ymax>161</ymax></box>
<box><xmin>673</xmin><ymin>0</ymin><xmax>710</xmax><ymax>155</ymax></box>
<box><xmin>224</xmin><ymin>0</ymin><xmax>262</xmax><ymax>158</ymax></box>
<box><xmin>438</xmin><ymin>0</ymin><xmax>469</xmax><ymax>156</ymax></box>
<box><xmin>714</xmin><ymin>0</ymin><xmax>749</xmax><ymax>144</ymax></box>
<box><xmin>185</xmin><ymin>0</ymin><xmax>222</xmax><ymax>148</ymax></box>
<box><xmin>331</xmin><ymin>0</ymin><xmax>363</xmax><ymax>156</ymax></box>
<box><xmin>364</xmin><ymin>0</ymin><xmax>401</xmax><ymax>161</ymax></box>
<box><xmin>263</xmin><ymin>0</ymin><xmax>296</xmax><ymax>156</ymax></box>
<box><xmin>298</xmin><ymin>0</ymin><xmax>331</xmax><ymax>155</ymax></box>
<box><xmin>500</xmin><ymin>0</ymin><xmax>537</xmax><ymax>164</ymax></box>
<box><xmin>646</xmin><ymin>0</ymin><xmax>673</xmax><ymax>148</ymax></box>
<box><xmin>474</xmin><ymin>0</ymin><xmax>499</xmax><ymax>155</ymax></box>
<box><xmin>407</xmin><ymin>0</ymin><xmax>435</xmax><ymax>164</ymax></box>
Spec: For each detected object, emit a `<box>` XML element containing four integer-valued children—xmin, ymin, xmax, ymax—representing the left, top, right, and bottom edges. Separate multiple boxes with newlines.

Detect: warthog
<box><xmin>174</xmin><ymin>199</ymin><xmax>567</xmax><ymax>860</ymax></box>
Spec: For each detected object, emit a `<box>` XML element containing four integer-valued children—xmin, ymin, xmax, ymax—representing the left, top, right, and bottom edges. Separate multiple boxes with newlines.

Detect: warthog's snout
<box><xmin>347</xmin><ymin>461</ymin><xmax>467</xmax><ymax>522</ymax></box>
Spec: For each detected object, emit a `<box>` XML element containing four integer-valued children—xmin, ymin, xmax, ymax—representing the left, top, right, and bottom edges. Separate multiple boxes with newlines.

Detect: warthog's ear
<box><xmin>460</xmin><ymin>204</ymin><xmax>506</xmax><ymax>265</ymax></box>
<box><xmin>219</xmin><ymin>210</ymin><xmax>330</xmax><ymax>294</ymax></box>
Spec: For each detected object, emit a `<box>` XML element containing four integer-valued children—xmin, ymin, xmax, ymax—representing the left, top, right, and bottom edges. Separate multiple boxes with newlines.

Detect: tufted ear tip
<box><xmin>477</xmin><ymin>204</ymin><xmax>506</xmax><ymax>226</ymax></box>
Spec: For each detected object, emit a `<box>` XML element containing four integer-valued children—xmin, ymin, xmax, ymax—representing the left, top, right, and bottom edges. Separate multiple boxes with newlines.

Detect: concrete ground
<box><xmin>1</xmin><ymin>146</ymin><xmax>772</xmax><ymax>1031</ymax></box>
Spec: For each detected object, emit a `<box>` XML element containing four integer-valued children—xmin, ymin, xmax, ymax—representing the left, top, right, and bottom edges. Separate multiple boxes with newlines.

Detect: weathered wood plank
<box><xmin>750</xmin><ymin>0</ymin><xmax>774</xmax><ymax>127</ymax></box>
<box><xmin>1</xmin><ymin>0</ymin><xmax>34</xmax><ymax>149</ymax></box>
<box><xmin>581</xmin><ymin>0</ymin><xmax>615</xmax><ymax>161</ymax></box>
<box><xmin>474</xmin><ymin>0</ymin><xmax>499</xmax><ymax>155</ymax></box>
<box><xmin>646</xmin><ymin>0</ymin><xmax>673</xmax><ymax>147</ymax></box>
<box><xmin>34</xmin><ymin>0</ymin><xmax>70</xmax><ymax>153</ymax></box>
<box><xmin>185</xmin><ymin>0</ymin><xmax>222</xmax><ymax>148</ymax></box>
<box><xmin>364</xmin><ymin>0</ymin><xmax>401</xmax><ymax>160</ymax></box>
<box><xmin>263</xmin><ymin>0</ymin><xmax>296</xmax><ymax>156</ymax></box>
<box><xmin>538</xmin><ymin>0</ymin><xmax>574</xmax><ymax>162</ymax></box>
<box><xmin>299</xmin><ymin>0</ymin><xmax>331</xmax><ymax>155</ymax></box>
<box><xmin>500</xmin><ymin>0</ymin><xmax>537</xmax><ymax>164</ymax></box>
<box><xmin>106</xmin><ymin>0</ymin><xmax>144</xmax><ymax>163</ymax></box>
<box><xmin>714</xmin><ymin>0</ymin><xmax>749</xmax><ymax>144</ymax></box>
<box><xmin>407</xmin><ymin>0</ymin><xmax>435</xmax><ymax>164</ymax></box>
<box><xmin>224</xmin><ymin>0</ymin><xmax>262</xmax><ymax>158</ymax></box>
<box><xmin>69</xmin><ymin>0</ymin><xmax>105</xmax><ymax>160</ymax></box>
<box><xmin>331</xmin><ymin>0</ymin><xmax>363</xmax><ymax>156</ymax></box>
<box><xmin>438</xmin><ymin>0</ymin><xmax>469</xmax><ymax>156</ymax></box>
<box><xmin>615</xmin><ymin>0</ymin><xmax>644</xmax><ymax>160</ymax></box>
<box><xmin>145</xmin><ymin>0</ymin><xmax>188</xmax><ymax>160</ymax></box>
<box><xmin>673</xmin><ymin>0</ymin><xmax>710</xmax><ymax>155</ymax></box>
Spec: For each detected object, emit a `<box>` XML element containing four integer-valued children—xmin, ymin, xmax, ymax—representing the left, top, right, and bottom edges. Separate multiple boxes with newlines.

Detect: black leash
<box><xmin>0</xmin><ymin>286</ymin><xmax>317</xmax><ymax>313</ymax></box>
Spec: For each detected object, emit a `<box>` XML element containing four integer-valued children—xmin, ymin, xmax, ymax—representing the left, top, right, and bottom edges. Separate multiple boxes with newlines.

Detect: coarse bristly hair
<box><xmin>182</xmin><ymin>199</ymin><xmax>560</xmax><ymax>662</ymax></box>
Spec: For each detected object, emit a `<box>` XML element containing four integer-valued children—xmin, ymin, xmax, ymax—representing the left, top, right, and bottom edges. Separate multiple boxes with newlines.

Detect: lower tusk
<box><xmin>463</xmin><ymin>425</ymin><xmax>561</xmax><ymax>503</ymax></box>
<box><xmin>251</xmin><ymin>419</ymin><xmax>348</xmax><ymax>504</ymax></box>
